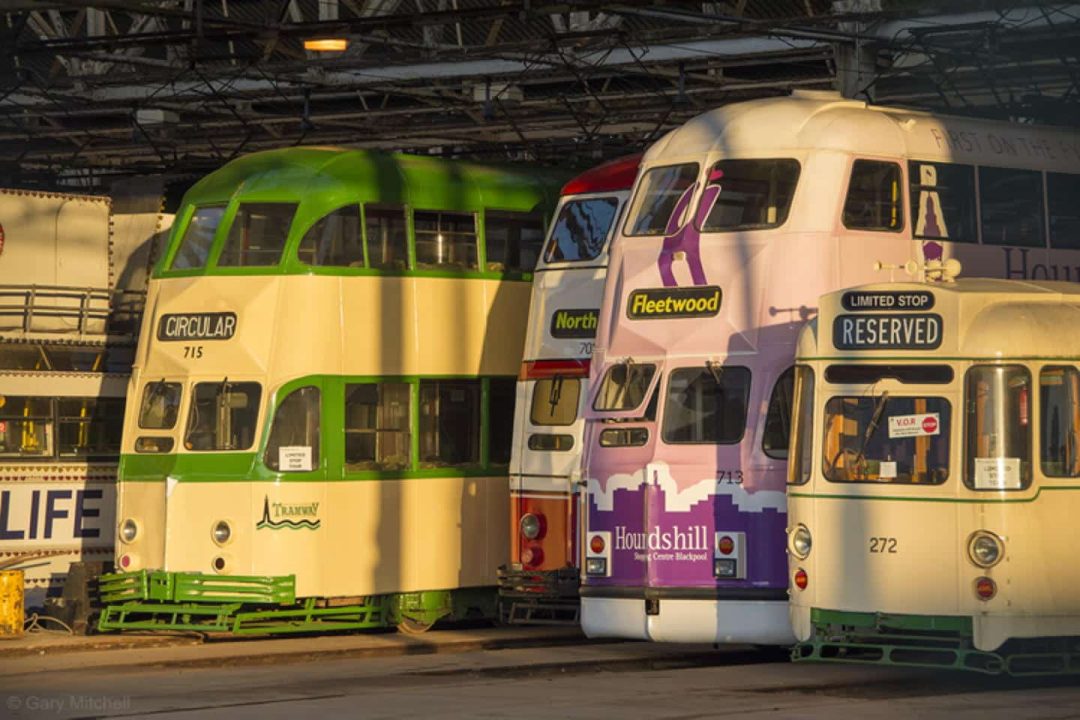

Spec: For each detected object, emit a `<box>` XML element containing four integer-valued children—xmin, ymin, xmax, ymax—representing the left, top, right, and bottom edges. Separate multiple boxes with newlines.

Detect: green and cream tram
<box><xmin>789</xmin><ymin>270</ymin><xmax>1080</xmax><ymax>674</ymax></box>
<box><xmin>98</xmin><ymin>147</ymin><xmax>561</xmax><ymax>634</ymax></box>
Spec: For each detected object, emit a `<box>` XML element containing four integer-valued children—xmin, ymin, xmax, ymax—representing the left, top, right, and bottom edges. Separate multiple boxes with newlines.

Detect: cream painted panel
<box><xmin>116</xmin><ymin>481</ymin><xmax>166</xmax><ymax>571</ymax></box>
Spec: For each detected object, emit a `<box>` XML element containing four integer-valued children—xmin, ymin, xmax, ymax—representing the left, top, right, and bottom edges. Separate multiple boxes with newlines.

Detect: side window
<box><xmin>364</xmin><ymin>205</ymin><xmax>408</xmax><ymax>271</ymax></box>
<box><xmin>965</xmin><ymin>365</ymin><xmax>1031</xmax><ymax>490</ymax></box>
<box><xmin>57</xmin><ymin>398</ymin><xmax>124</xmax><ymax>459</ymax></box>
<box><xmin>485</xmin><ymin>211</ymin><xmax>545</xmax><ymax>273</ymax></box>
<box><xmin>0</xmin><ymin>397</ymin><xmax>53</xmax><ymax>458</ymax></box>
<box><xmin>699</xmin><ymin>159</ymin><xmax>800</xmax><ymax>231</ymax></box>
<box><xmin>414</xmin><ymin>211</ymin><xmax>478</xmax><ymax>270</ymax></box>
<box><xmin>217</xmin><ymin>203</ymin><xmax>299</xmax><ymax>267</ymax></box>
<box><xmin>184</xmin><ymin>381</ymin><xmax>262</xmax><ymax>451</ymax></box>
<box><xmin>298</xmin><ymin>206</ymin><xmax>363</xmax><ymax>267</ymax></box>
<box><xmin>171</xmin><ymin>205</ymin><xmax>225</xmax><ymax>270</ymax></box>
<box><xmin>345</xmin><ymin>383</ymin><xmax>411</xmax><ymax>470</ymax></box>
<box><xmin>1048</xmin><ymin>173</ymin><xmax>1080</xmax><ymax>250</ymax></box>
<box><xmin>419</xmin><ymin>380</ymin><xmax>480</xmax><ymax>466</ymax></box>
<box><xmin>138</xmin><ymin>381</ymin><xmax>182</xmax><ymax>429</ymax></box>
<box><xmin>979</xmin><ymin>167</ymin><xmax>1045</xmax><ymax>247</ymax></box>
<box><xmin>843</xmin><ymin>160</ymin><xmax>903</xmax><ymax>231</ymax></box>
<box><xmin>909</xmin><ymin>161</ymin><xmax>977</xmax><ymax>243</ymax></box>
<box><xmin>762</xmin><ymin>367</ymin><xmax>795</xmax><ymax>459</ymax></box>
<box><xmin>264</xmin><ymin>386</ymin><xmax>321</xmax><ymax>472</ymax></box>
<box><xmin>1040</xmin><ymin>366</ymin><xmax>1080</xmax><ymax>477</ymax></box>
<box><xmin>530</xmin><ymin>378</ymin><xmax>581</xmax><ymax>426</ymax></box>
<box><xmin>788</xmin><ymin>366</ymin><xmax>815</xmax><ymax>485</ymax></box>
<box><xmin>488</xmin><ymin>379</ymin><xmax>516</xmax><ymax>465</ymax></box>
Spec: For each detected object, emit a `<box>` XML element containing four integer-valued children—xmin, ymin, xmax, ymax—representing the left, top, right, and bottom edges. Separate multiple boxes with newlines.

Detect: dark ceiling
<box><xmin>2</xmin><ymin>1</ymin><xmax>1079</xmax><ymax>190</ymax></box>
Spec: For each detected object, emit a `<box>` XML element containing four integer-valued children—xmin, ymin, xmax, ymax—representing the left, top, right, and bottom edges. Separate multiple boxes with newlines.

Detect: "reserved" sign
<box><xmin>833</xmin><ymin>313</ymin><xmax>943</xmax><ymax>350</ymax></box>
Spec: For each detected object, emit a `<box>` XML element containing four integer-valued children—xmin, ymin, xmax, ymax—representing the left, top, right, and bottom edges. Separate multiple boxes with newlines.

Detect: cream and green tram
<box><xmin>98</xmin><ymin>147</ymin><xmax>561</xmax><ymax>634</ymax></box>
<box><xmin>789</xmin><ymin>274</ymin><xmax>1080</xmax><ymax>674</ymax></box>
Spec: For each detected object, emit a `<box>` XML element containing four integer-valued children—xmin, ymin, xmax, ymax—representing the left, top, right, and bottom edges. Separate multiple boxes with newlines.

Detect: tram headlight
<box><xmin>789</xmin><ymin>524</ymin><xmax>812</xmax><ymax>560</ymax></box>
<box><xmin>520</xmin><ymin>513</ymin><xmax>544</xmax><ymax>540</ymax></box>
<box><xmin>967</xmin><ymin>531</ymin><xmax>1003</xmax><ymax>568</ymax></box>
<box><xmin>120</xmin><ymin>519</ymin><xmax>138</xmax><ymax>544</ymax></box>
<box><xmin>212</xmin><ymin>520</ymin><xmax>232</xmax><ymax>546</ymax></box>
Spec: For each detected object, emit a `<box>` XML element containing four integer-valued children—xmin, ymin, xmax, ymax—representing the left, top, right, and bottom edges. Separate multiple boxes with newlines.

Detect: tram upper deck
<box><xmin>789</xmin><ymin>275</ymin><xmax>1080</xmax><ymax>666</ymax></box>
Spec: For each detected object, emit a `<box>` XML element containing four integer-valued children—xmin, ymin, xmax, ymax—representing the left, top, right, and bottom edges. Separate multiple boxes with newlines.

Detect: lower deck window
<box><xmin>662</xmin><ymin>366</ymin><xmax>750</xmax><ymax>444</ymax></box>
<box><xmin>0</xmin><ymin>397</ymin><xmax>53</xmax><ymax>458</ymax></box>
<box><xmin>1041</xmin><ymin>366</ymin><xmax>1080</xmax><ymax>477</ymax></box>
<box><xmin>787</xmin><ymin>366</ymin><xmax>815</xmax><ymax>485</ymax></box>
<box><xmin>184</xmin><ymin>381</ymin><xmax>261</xmax><ymax>451</ymax></box>
<box><xmin>966</xmin><ymin>365</ymin><xmax>1031</xmax><ymax>489</ymax></box>
<box><xmin>345</xmin><ymin>383</ymin><xmax>411</xmax><ymax>470</ymax></box>
<box><xmin>823</xmin><ymin>395</ymin><xmax>950</xmax><ymax>484</ymax></box>
<box><xmin>264</xmin><ymin>386</ymin><xmax>320</xmax><ymax>471</ymax></box>
<box><xmin>420</xmin><ymin>380</ymin><xmax>480</xmax><ymax>466</ymax></box>
<box><xmin>488</xmin><ymin>379</ymin><xmax>515</xmax><ymax>465</ymax></box>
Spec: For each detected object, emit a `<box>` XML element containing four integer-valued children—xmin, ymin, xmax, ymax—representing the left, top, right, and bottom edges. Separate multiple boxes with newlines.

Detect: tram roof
<box><xmin>644</xmin><ymin>90</ymin><xmax>1080</xmax><ymax>173</ymax></box>
<box><xmin>799</xmin><ymin>278</ymin><xmax>1080</xmax><ymax>361</ymax></box>
<box><xmin>181</xmin><ymin>146</ymin><xmax>563</xmax><ymax>210</ymax></box>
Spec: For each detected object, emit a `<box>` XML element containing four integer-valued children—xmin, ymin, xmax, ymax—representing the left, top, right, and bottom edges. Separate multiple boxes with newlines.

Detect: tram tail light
<box><xmin>586</xmin><ymin>531</ymin><xmax>611</xmax><ymax>577</ymax></box>
<box><xmin>794</xmin><ymin>568</ymin><xmax>808</xmax><ymax>590</ymax></box>
<box><xmin>714</xmin><ymin>531</ymin><xmax>746</xmax><ymax>579</ymax></box>
<box><xmin>974</xmin><ymin>576</ymin><xmax>997</xmax><ymax>600</ymax></box>
<box><xmin>521</xmin><ymin>546</ymin><xmax>544</xmax><ymax>568</ymax></box>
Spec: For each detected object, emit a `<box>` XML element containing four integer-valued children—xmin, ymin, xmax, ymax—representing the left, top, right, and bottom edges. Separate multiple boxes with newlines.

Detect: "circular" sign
<box><xmin>922</xmin><ymin>415</ymin><xmax>939</xmax><ymax>434</ymax></box>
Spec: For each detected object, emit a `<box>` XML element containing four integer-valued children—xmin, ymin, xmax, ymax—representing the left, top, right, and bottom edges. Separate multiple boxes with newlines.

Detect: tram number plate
<box><xmin>716</xmin><ymin>469</ymin><xmax>744</xmax><ymax>484</ymax></box>
<box><xmin>183</xmin><ymin>345</ymin><xmax>204</xmax><ymax>359</ymax></box>
<box><xmin>869</xmin><ymin>537</ymin><xmax>898</xmax><ymax>554</ymax></box>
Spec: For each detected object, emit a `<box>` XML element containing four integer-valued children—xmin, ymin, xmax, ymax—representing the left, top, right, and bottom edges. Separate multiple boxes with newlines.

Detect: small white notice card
<box><xmin>279</xmin><ymin>446</ymin><xmax>313</xmax><ymax>472</ymax></box>
<box><xmin>879</xmin><ymin>461</ymin><xmax>898</xmax><ymax>479</ymax></box>
<box><xmin>974</xmin><ymin>457</ymin><xmax>1021</xmax><ymax>490</ymax></box>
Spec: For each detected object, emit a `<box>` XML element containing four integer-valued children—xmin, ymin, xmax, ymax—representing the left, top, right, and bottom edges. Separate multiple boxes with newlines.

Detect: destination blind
<box><xmin>833</xmin><ymin>313</ymin><xmax>943</xmax><ymax>350</ymax></box>
<box><xmin>627</xmin><ymin>286</ymin><xmax>722</xmax><ymax>320</ymax></box>
<box><xmin>157</xmin><ymin>312</ymin><xmax>238</xmax><ymax>341</ymax></box>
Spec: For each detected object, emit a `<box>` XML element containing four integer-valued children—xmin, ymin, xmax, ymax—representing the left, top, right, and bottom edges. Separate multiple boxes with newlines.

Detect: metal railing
<box><xmin>0</xmin><ymin>284</ymin><xmax>146</xmax><ymax>337</ymax></box>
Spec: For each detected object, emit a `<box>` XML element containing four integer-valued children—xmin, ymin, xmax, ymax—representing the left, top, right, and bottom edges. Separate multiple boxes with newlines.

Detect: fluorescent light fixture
<box><xmin>304</xmin><ymin>38</ymin><xmax>348</xmax><ymax>52</ymax></box>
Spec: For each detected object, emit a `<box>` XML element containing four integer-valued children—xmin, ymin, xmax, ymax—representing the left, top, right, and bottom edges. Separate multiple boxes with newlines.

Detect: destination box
<box><xmin>833</xmin><ymin>313</ymin><xmax>943</xmax><ymax>350</ymax></box>
<box><xmin>627</xmin><ymin>286</ymin><xmax>722</xmax><ymax>320</ymax></box>
<box><xmin>158</xmin><ymin>312</ymin><xmax>238</xmax><ymax>341</ymax></box>
<box><xmin>841</xmin><ymin>290</ymin><xmax>935</xmax><ymax>312</ymax></box>
<box><xmin>550</xmin><ymin>308</ymin><xmax>599</xmax><ymax>338</ymax></box>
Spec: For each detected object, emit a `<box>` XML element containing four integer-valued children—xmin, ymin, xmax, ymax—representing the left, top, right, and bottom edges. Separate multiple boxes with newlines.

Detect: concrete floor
<box><xmin>2</xmin><ymin>635</ymin><xmax>1079</xmax><ymax>719</ymax></box>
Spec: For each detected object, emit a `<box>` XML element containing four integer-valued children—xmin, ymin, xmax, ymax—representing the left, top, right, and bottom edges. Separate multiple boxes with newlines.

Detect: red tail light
<box><xmin>718</xmin><ymin>536</ymin><xmax>735</xmax><ymax>555</ymax></box>
<box><xmin>119</xmin><ymin>554</ymin><xmax>131</xmax><ymax>569</ymax></box>
<box><xmin>522</xmin><ymin>546</ymin><xmax>544</xmax><ymax>568</ymax></box>
<box><xmin>589</xmin><ymin>535</ymin><xmax>606</xmax><ymax>554</ymax></box>
<box><xmin>520</xmin><ymin>359</ymin><xmax>590</xmax><ymax>380</ymax></box>
<box><xmin>975</xmin><ymin>576</ymin><xmax>997</xmax><ymax>600</ymax></box>
<box><xmin>794</xmin><ymin>568</ymin><xmax>808</xmax><ymax>590</ymax></box>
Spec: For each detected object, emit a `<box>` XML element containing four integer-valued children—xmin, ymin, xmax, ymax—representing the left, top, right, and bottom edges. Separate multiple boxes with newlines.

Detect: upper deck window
<box><xmin>1048</xmin><ymin>173</ymin><xmax>1080</xmax><ymax>250</ymax></box>
<box><xmin>485</xmin><ymin>211</ymin><xmax>545</xmax><ymax>274</ymax></box>
<box><xmin>593</xmin><ymin>362</ymin><xmax>657</xmax><ymax>412</ymax></box>
<box><xmin>217</xmin><ymin>203</ymin><xmax>298</xmax><ymax>267</ymax></box>
<box><xmin>414</xmin><ymin>211</ymin><xmax>478</xmax><ymax>270</ymax></box>
<box><xmin>823</xmin><ymin>395</ymin><xmax>950</xmax><ymax>484</ymax></box>
<box><xmin>298</xmin><ymin>205</ymin><xmax>363</xmax><ymax>267</ymax></box>
<box><xmin>699</xmin><ymin>159</ymin><xmax>800</xmax><ymax>232</ymax></box>
<box><xmin>842</xmin><ymin>160</ymin><xmax>903</xmax><ymax>232</ymax></box>
<box><xmin>626</xmin><ymin>164</ymin><xmax>699</xmax><ymax>236</ymax></box>
<box><xmin>662</xmin><ymin>366</ymin><xmax>750</xmax><ymax>445</ymax></box>
<box><xmin>365</xmin><ymin>205</ymin><xmax>409</xmax><ymax>271</ymax></box>
<box><xmin>184</xmin><ymin>380</ymin><xmax>261</xmax><ymax>451</ymax></box>
<box><xmin>979</xmin><ymin>167</ymin><xmax>1045</xmax><ymax>247</ymax></box>
<box><xmin>965</xmin><ymin>365</ymin><xmax>1031</xmax><ymax>490</ymax></box>
<box><xmin>544</xmin><ymin>197</ymin><xmax>619</xmax><ymax>262</ymax></box>
<box><xmin>909</xmin><ymin>161</ymin><xmax>976</xmax><ymax>243</ymax></box>
<box><xmin>1040</xmin><ymin>366</ymin><xmax>1080</xmax><ymax>477</ymax></box>
<box><xmin>172</xmin><ymin>205</ymin><xmax>225</xmax><ymax>270</ymax></box>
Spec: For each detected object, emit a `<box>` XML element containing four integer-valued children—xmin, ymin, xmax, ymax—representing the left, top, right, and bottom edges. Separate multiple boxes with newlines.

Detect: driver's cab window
<box><xmin>184</xmin><ymin>381</ymin><xmax>261</xmax><ymax>451</ymax></box>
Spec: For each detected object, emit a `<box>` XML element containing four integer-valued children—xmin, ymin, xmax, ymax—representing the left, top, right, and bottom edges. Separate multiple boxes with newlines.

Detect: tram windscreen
<box><xmin>138</xmin><ymin>381</ymin><xmax>182</xmax><ymax>429</ymax></box>
<box><xmin>184</xmin><ymin>381</ymin><xmax>261</xmax><ymax>451</ymax></box>
<box><xmin>662</xmin><ymin>366</ymin><xmax>751</xmax><ymax>444</ymax></box>
<box><xmin>822</xmin><ymin>396</ymin><xmax>950</xmax><ymax>484</ymax></box>
<box><xmin>218</xmin><ymin>203</ymin><xmax>298</xmax><ymax>267</ymax></box>
<box><xmin>626</xmin><ymin>164</ymin><xmax>699</xmax><ymax>236</ymax></box>
<box><xmin>171</xmin><ymin>206</ymin><xmax>225</xmax><ymax>270</ymax></box>
<box><xmin>544</xmin><ymin>197</ymin><xmax>619</xmax><ymax>262</ymax></box>
<box><xmin>593</xmin><ymin>362</ymin><xmax>657</xmax><ymax>412</ymax></box>
<box><xmin>699</xmin><ymin>159</ymin><xmax>800</xmax><ymax>231</ymax></box>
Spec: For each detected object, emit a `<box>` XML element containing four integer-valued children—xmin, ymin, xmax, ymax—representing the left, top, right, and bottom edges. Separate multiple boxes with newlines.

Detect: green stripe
<box><xmin>789</xmin><ymin>484</ymin><xmax>1080</xmax><ymax>504</ymax></box>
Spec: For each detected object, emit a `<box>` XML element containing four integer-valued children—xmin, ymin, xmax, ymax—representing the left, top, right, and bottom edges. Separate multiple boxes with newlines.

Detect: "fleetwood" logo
<box><xmin>627</xmin><ymin>286</ymin><xmax>722</xmax><ymax>320</ymax></box>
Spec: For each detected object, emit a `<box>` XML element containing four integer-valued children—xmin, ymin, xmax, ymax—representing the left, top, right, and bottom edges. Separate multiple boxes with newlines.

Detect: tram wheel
<box><xmin>396</xmin><ymin>617</ymin><xmax>435</xmax><ymax>635</ymax></box>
